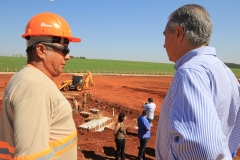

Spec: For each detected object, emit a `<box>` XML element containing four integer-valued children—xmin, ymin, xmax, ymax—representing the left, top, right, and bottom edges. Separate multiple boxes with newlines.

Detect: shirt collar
<box><xmin>174</xmin><ymin>46</ymin><xmax>216</xmax><ymax>70</ymax></box>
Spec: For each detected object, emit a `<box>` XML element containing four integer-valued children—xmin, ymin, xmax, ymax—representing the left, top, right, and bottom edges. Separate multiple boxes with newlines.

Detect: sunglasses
<box><xmin>42</xmin><ymin>43</ymin><xmax>70</xmax><ymax>55</ymax></box>
<box><xmin>52</xmin><ymin>36</ymin><xmax>69</xmax><ymax>45</ymax></box>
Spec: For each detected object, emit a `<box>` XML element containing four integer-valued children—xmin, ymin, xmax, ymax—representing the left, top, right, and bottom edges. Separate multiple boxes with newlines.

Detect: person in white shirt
<box><xmin>142</xmin><ymin>97</ymin><xmax>156</xmax><ymax>123</ymax></box>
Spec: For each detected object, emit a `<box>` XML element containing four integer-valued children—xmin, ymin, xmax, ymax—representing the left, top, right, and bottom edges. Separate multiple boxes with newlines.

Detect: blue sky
<box><xmin>0</xmin><ymin>0</ymin><xmax>239</xmax><ymax>64</ymax></box>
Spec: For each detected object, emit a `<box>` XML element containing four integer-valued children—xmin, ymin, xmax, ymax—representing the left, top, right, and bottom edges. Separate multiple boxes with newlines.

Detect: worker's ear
<box><xmin>35</xmin><ymin>44</ymin><xmax>47</xmax><ymax>59</ymax></box>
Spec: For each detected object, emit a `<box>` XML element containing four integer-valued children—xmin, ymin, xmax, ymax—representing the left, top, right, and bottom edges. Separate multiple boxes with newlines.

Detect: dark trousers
<box><xmin>138</xmin><ymin>138</ymin><xmax>149</xmax><ymax>159</ymax></box>
<box><xmin>115</xmin><ymin>138</ymin><xmax>125</xmax><ymax>160</ymax></box>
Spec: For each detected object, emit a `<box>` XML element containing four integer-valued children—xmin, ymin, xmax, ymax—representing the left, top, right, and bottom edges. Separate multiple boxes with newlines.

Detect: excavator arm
<box><xmin>82</xmin><ymin>71</ymin><xmax>95</xmax><ymax>89</ymax></box>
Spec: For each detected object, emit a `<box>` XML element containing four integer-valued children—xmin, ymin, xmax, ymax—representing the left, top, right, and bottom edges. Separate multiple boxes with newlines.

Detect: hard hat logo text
<box><xmin>40</xmin><ymin>22</ymin><xmax>52</xmax><ymax>27</ymax></box>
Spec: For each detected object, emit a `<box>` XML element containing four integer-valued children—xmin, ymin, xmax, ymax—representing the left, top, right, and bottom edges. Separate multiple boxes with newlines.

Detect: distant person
<box><xmin>0</xmin><ymin>12</ymin><xmax>81</xmax><ymax>159</ymax></box>
<box><xmin>137</xmin><ymin>110</ymin><xmax>152</xmax><ymax>160</ymax></box>
<box><xmin>155</xmin><ymin>4</ymin><xmax>240</xmax><ymax>159</ymax></box>
<box><xmin>142</xmin><ymin>97</ymin><xmax>156</xmax><ymax>123</ymax></box>
<box><xmin>114</xmin><ymin>112</ymin><xmax>127</xmax><ymax>160</ymax></box>
<box><xmin>73</xmin><ymin>98</ymin><xmax>79</xmax><ymax>114</ymax></box>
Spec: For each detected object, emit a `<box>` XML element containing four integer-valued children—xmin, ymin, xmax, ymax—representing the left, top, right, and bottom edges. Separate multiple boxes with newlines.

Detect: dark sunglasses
<box><xmin>42</xmin><ymin>43</ymin><xmax>70</xmax><ymax>55</ymax></box>
<box><xmin>52</xmin><ymin>36</ymin><xmax>69</xmax><ymax>45</ymax></box>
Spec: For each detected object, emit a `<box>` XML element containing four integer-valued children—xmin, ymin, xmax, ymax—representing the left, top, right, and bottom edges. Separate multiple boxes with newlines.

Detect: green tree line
<box><xmin>224</xmin><ymin>63</ymin><xmax>240</xmax><ymax>69</ymax></box>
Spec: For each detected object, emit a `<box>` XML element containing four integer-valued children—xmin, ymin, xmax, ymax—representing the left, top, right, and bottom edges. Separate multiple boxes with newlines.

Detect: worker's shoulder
<box><xmin>137</xmin><ymin>115</ymin><xmax>144</xmax><ymax>120</ymax></box>
<box><xmin>11</xmin><ymin>67</ymin><xmax>55</xmax><ymax>89</ymax></box>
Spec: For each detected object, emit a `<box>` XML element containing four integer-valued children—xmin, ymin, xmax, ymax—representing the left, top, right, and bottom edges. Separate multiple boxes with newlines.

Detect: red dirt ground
<box><xmin>0</xmin><ymin>73</ymin><xmax>240</xmax><ymax>160</ymax></box>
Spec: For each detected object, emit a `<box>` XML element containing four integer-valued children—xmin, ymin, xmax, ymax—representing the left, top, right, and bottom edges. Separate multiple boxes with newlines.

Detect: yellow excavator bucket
<box><xmin>58</xmin><ymin>80</ymin><xmax>72</xmax><ymax>90</ymax></box>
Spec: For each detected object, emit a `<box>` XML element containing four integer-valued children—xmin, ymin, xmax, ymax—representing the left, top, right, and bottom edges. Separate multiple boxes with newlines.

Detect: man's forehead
<box><xmin>163</xmin><ymin>27</ymin><xmax>169</xmax><ymax>35</ymax></box>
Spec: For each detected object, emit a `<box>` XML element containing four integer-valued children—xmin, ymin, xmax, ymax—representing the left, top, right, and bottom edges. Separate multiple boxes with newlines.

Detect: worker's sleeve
<box><xmin>168</xmin><ymin>69</ymin><xmax>231</xmax><ymax>159</ymax></box>
<box><xmin>143</xmin><ymin>119</ymin><xmax>150</xmax><ymax>131</ymax></box>
<box><xmin>143</xmin><ymin>104</ymin><xmax>149</xmax><ymax>109</ymax></box>
<box><xmin>13</xmin><ymin>93</ymin><xmax>54</xmax><ymax>157</ymax></box>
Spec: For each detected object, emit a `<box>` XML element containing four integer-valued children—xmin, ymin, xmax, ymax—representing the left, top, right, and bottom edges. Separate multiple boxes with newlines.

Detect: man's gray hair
<box><xmin>167</xmin><ymin>4</ymin><xmax>212</xmax><ymax>46</ymax></box>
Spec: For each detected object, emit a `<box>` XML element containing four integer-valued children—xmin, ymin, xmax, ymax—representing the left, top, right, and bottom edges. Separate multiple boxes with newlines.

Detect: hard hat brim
<box><xmin>68</xmin><ymin>37</ymin><xmax>81</xmax><ymax>43</ymax></box>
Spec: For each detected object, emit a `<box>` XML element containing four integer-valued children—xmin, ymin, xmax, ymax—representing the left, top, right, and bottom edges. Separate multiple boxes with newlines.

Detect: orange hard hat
<box><xmin>22</xmin><ymin>12</ymin><xmax>81</xmax><ymax>43</ymax></box>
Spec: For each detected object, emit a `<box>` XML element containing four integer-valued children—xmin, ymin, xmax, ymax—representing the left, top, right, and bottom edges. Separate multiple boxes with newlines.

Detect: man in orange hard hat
<box><xmin>0</xmin><ymin>12</ymin><xmax>80</xmax><ymax>159</ymax></box>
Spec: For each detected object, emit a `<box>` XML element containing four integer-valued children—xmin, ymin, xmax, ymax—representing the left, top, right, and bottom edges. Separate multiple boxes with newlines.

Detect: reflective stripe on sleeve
<box><xmin>0</xmin><ymin>153</ymin><xmax>14</xmax><ymax>160</ymax></box>
<box><xmin>0</xmin><ymin>131</ymin><xmax>77</xmax><ymax>159</ymax></box>
<box><xmin>49</xmin><ymin>130</ymin><xmax>77</xmax><ymax>156</ymax></box>
<box><xmin>0</xmin><ymin>141</ymin><xmax>14</xmax><ymax>159</ymax></box>
<box><xmin>14</xmin><ymin>147</ymin><xmax>54</xmax><ymax>160</ymax></box>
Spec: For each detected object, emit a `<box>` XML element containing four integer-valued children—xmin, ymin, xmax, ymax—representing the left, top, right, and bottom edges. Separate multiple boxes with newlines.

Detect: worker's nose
<box><xmin>65</xmin><ymin>54</ymin><xmax>70</xmax><ymax>60</ymax></box>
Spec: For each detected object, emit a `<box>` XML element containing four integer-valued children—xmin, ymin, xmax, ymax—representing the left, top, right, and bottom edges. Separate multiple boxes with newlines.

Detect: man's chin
<box><xmin>58</xmin><ymin>71</ymin><xmax>63</xmax><ymax>76</ymax></box>
<box><xmin>53</xmin><ymin>71</ymin><xmax>63</xmax><ymax>77</ymax></box>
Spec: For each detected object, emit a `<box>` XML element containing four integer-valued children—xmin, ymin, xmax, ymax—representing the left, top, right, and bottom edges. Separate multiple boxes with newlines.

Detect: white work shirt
<box><xmin>143</xmin><ymin>102</ymin><xmax>156</xmax><ymax>120</ymax></box>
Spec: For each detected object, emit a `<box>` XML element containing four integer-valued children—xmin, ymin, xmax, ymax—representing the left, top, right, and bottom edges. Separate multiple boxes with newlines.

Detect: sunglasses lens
<box><xmin>64</xmin><ymin>38</ymin><xmax>69</xmax><ymax>45</ymax></box>
<box><xmin>52</xmin><ymin>36</ymin><xmax>69</xmax><ymax>45</ymax></box>
<box><xmin>42</xmin><ymin>43</ymin><xmax>70</xmax><ymax>55</ymax></box>
<box><xmin>52</xmin><ymin>36</ymin><xmax>61</xmax><ymax>43</ymax></box>
<box><xmin>62</xmin><ymin>48</ymin><xmax>70</xmax><ymax>55</ymax></box>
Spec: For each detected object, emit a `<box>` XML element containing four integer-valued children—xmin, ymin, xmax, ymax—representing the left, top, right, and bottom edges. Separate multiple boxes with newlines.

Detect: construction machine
<box><xmin>58</xmin><ymin>71</ymin><xmax>95</xmax><ymax>91</ymax></box>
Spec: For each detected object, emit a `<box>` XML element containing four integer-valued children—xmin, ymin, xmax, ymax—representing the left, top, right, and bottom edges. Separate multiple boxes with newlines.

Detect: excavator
<box><xmin>58</xmin><ymin>71</ymin><xmax>95</xmax><ymax>91</ymax></box>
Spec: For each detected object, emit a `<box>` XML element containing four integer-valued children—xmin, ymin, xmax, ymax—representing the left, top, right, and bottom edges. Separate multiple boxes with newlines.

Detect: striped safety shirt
<box><xmin>155</xmin><ymin>46</ymin><xmax>240</xmax><ymax>160</ymax></box>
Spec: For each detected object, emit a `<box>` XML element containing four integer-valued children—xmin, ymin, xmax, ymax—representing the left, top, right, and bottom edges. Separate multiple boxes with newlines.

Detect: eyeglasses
<box><xmin>42</xmin><ymin>43</ymin><xmax>70</xmax><ymax>55</ymax></box>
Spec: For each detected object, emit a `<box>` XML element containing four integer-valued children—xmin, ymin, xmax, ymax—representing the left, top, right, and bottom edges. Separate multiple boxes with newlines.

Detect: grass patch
<box><xmin>0</xmin><ymin>56</ymin><xmax>239</xmax><ymax>78</ymax></box>
<box><xmin>0</xmin><ymin>57</ymin><xmax>175</xmax><ymax>75</ymax></box>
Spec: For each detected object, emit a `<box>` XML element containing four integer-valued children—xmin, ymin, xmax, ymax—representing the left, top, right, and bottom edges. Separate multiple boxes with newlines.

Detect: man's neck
<box><xmin>27</xmin><ymin>62</ymin><xmax>53</xmax><ymax>80</ymax></box>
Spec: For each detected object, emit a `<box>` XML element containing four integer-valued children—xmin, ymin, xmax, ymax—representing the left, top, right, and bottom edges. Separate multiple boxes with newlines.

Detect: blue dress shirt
<box><xmin>138</xmin><ymin>116</ymin><xmax>151</xmax><ymax>139</ymax></box>
<box><xmin>156</xmin><ymin>46</ymin><xmax>240</xmax><ymax>160</ymax></box>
